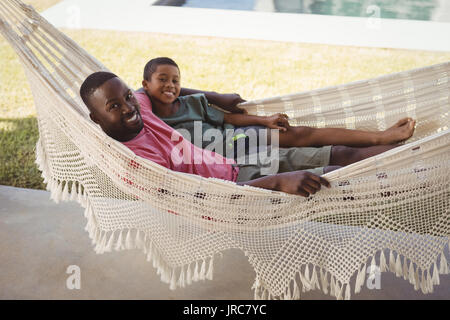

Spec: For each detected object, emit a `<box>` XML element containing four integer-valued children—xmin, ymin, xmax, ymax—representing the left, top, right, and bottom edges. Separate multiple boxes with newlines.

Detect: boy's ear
<box><xmin>89</xmin><ymin>112</ymin><xmax>100</xmax><ymax>124</ymax></box>
<box><xmin>142</xmin><ymin>79</ymin><xmax>149</xmax><ymax>90</ymax></box>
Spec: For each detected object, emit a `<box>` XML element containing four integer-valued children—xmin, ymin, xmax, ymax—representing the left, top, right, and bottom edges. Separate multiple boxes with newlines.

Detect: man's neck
<box><xmin>115</xmin><ymin>128</ymin><xmax>143</xmax><ymax>142</ymax></box>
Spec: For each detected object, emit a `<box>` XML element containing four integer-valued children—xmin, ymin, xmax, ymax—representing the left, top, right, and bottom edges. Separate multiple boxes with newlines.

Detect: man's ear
<box><xmin>89</xmin><ymin>112</ymin><xmax>100</xmax><ymax>124</ymax></box>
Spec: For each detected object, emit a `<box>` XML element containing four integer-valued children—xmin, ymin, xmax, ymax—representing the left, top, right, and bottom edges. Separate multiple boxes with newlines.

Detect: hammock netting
<box><xmin>1</xmin><ymin>0</ymin><xmax>449</xmax><ymax>300</ymax></box>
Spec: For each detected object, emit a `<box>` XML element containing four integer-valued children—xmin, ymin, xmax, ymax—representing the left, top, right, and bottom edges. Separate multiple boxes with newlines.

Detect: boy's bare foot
<box><xmin>380</xmin><ymin>118</ymin><xmax>416</xmax><ymax>144</ymax></box>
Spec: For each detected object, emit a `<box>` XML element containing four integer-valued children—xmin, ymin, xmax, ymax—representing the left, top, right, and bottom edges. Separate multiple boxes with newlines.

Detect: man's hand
<box><xmin>262</xmin><ymin>113</ymin><xmax>290</xmax><ymax>131</ymax></box>
<box><xmin>272</xmin><ymin>171</ymin><xmax>330</xmax><ymax>197</ymax></box>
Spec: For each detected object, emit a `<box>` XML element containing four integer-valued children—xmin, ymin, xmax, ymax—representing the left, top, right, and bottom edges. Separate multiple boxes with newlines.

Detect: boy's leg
<box><xmin>278</xmin><ymin>126</ymin><xmax>309</xmax><ymax>147</ymax></box>
<box><xmin>277</xmin><ymin>118</ymin><xmax>415</xmax><ymax>148</ymax></box>
<box><xmin>329</xmin><ymin>145</ymin><xmax>398</xmax><ymax>167</ymax></box>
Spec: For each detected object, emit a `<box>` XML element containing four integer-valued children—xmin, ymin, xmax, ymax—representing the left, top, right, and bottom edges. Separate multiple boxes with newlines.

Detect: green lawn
<box><xmin>1</xmin><ymin>1</ymin><xmax>450</xmax><ymax>190</ymax></box>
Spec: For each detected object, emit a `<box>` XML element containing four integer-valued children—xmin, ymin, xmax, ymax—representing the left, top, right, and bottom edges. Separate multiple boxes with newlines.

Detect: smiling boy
<box><xmin>140</xmin><ymin>57</ymin><xmax>415</xmax><ymax>171</ymax></box>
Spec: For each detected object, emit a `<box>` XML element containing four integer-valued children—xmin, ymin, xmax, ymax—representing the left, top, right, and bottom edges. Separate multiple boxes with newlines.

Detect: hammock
<box><xmin>1</xmin><ymin>0</ymin><xmax>449</xmax><ymax>300</ymax></box>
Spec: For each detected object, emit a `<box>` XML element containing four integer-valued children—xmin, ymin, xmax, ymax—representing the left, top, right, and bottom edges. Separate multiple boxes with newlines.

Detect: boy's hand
<box><xmin>273</xmin><ymin>171</ymin><xmax>331</xmax><ymax>197</ymax></box>
<box><xmin>262</xmin><ymin>113</ymin><xmax>290</xmax><ymax>131</ymax></box>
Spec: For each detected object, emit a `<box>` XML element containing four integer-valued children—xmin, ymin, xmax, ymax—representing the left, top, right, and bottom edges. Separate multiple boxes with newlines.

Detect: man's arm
<box><xmin>237</xmin><ymin>171</ymin><xmax>331</xmax><ymax>197</ymax></box>
<box><xmin>180</xmin><ymin>87</ymin><xmax>246</xmax><ymax>114</ymax></box>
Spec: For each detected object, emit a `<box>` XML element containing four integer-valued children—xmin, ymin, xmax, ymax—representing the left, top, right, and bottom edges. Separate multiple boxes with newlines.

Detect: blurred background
<box><xmin>161</xmin><ymin>0</ymin><xmax>450</xmax><ymax>22</ymax></box>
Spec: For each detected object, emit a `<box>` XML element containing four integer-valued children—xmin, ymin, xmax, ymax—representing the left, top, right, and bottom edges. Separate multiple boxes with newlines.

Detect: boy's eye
<box><xmin>110</xmin><ymin>103</ymin><xmax>119</xmax><ymax>110</ymax></box>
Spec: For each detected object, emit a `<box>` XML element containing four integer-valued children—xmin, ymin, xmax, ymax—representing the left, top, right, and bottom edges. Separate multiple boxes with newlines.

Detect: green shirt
<box><xmin>157</xmin><ymin>94</ymin><xmax>235</xmax><ymax>155</ymax></box>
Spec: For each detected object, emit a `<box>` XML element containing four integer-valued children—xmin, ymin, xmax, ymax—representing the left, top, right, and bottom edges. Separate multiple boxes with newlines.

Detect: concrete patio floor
<box><xmin>0</xmin><ymin>185</ymin><xmax>448</xmax><ymax>300</ymax></box>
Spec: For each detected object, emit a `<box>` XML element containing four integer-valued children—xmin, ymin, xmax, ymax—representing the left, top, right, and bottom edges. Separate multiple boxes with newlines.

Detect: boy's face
<box><xmin>88</xmin><ymin>77</ymin><xmax>144</xmax><ymax>142</ymax></box>
<box><xmin>142</xmin><ymin>64</ymin><xmax>181</xmax><ymax>105</ymax></box>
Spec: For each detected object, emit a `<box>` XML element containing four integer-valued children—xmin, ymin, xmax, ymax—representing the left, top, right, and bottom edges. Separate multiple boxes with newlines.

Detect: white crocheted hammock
<box><xmin>1</xmin><ymin>0</ymin><xmax>448</xmax><ymax>300</ymax></box>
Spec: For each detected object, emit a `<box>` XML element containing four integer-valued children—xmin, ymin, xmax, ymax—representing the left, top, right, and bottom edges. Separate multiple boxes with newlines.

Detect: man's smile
<box><xmin>123</xmin><ymin>110</ymin><xmax>141</xmax><ymax>125</ymax></box>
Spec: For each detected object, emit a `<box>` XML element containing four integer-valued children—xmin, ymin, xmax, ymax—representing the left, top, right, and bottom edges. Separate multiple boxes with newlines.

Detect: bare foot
<box><xmin>380</xmin><ymin>118</ymin><xmax>416</xmax><ymax>144</ymax></box>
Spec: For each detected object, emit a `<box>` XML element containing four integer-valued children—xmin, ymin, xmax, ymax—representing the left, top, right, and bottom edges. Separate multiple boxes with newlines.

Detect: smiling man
<box><xmin>84</xmin><ymin>72</ymin><xmax>144</xmax><ymax>142</ymax></box>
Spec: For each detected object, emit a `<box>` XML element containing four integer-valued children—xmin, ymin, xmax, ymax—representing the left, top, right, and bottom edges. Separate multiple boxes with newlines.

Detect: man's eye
<box><xmin>127</xmin><ymin>93</ymin><xmax>133</xmax><ymax>99</ymax></box>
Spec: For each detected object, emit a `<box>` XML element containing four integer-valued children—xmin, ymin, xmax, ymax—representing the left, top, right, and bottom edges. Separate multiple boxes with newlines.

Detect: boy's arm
<box><xmin>180</xmin><ymin>88</ymin><xmax>247</xmax><ymax>114</ymax></box>
<box><xmin>237</xmin><ymin>171</ymin><xmax>331</xmax><ymax>197</ymax></box>
<box><xmin>223</xmin><ymin>112</ymin><xmax>290</xmax><ymax>131</ymax></box>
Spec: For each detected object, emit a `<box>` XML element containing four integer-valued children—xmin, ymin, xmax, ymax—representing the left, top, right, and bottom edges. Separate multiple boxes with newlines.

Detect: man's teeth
<box><xmin>127</xmin><ymin>113</ymin><xmax>137</xmax><ymax>122</ymax></box>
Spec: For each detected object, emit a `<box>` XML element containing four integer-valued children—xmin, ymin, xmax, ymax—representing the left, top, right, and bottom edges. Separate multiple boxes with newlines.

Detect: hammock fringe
<box><xmin>251</xmin><ymin>247</ymin><xmax>450</xmax><ymax>300</ymax></box>
<box><xmin>81</xmin><ymin>207</ymin><xmax>218</xmax><ymax>290</ymax></box>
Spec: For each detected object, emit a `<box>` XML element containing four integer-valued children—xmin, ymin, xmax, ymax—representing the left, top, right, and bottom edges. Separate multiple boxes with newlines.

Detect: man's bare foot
<box><xmin>380</xmin><ymin>118</ymin><xmax>416</xmax><ymax>144</ymax></box>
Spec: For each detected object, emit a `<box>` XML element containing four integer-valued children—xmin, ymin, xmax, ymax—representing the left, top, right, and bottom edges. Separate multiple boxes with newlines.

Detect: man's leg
<box><xmin>323</xmin><ymin>165</ymin><xmax>342</xmax><ymax>173</ymax></box>
<box><xmin>329</xmin><ymin>145</ymin><xmax>398</xmax><ymax>167</ymax></box>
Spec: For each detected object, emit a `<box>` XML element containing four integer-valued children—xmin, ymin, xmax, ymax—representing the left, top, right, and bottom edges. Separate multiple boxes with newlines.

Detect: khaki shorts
<box><xmin>235</xmin><ymin>145</ymin><xmax>332</xmax><ymax>182</ymax></box>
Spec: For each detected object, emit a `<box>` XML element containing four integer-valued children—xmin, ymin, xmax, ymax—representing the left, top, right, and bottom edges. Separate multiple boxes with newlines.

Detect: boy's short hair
<box><xmin>80</xmin><ymin>71</ymin><xmax>118</xmax><ymax>109</ymax></box>
<box><xmin>143</xmin><ymin>57</ymin><xmax>179</xmax><ymax>81</ymax></box>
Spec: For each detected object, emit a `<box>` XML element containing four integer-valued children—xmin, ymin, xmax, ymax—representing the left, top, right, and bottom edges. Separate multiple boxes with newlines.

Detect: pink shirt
<box><xmin>122</xmin><ymin>91</ymin><xmax>239</xmax><ymax>181</ymax></box>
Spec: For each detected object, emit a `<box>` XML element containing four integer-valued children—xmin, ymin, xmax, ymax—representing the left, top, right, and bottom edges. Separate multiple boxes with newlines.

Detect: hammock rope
<box><xmin>1</xmin><ymin>0</ymin><xmax>449</xmax><ymax>299</ymax></box>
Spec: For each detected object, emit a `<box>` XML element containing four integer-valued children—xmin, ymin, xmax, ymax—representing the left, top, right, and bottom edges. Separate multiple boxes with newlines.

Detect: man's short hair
<box><xmin>143</xmin><ymin>57</ymin><xmax>179</xmax><ymax>81</ymax></box>
<box><xmin>80</xmin><ymin>71</ymin><xmax>118</xmax><ymax>109</ymax></box>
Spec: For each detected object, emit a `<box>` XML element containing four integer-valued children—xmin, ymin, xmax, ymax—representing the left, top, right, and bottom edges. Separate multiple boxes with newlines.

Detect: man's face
<box><xmin>142</xmin><ymin>64</ymin><xmax>181</xmax><ymax>105</ymax></box>
<box><xmin>89</xmin><ymin>77</ymin><xmax>144</xmax><ymax>142</ymax></box>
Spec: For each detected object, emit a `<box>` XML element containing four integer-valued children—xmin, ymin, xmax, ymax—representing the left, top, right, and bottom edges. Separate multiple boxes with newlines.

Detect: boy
<box><xmin>141</xmin><ymin>57</ymin><xmax>415</xmax><ymax>164</ymax></box>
